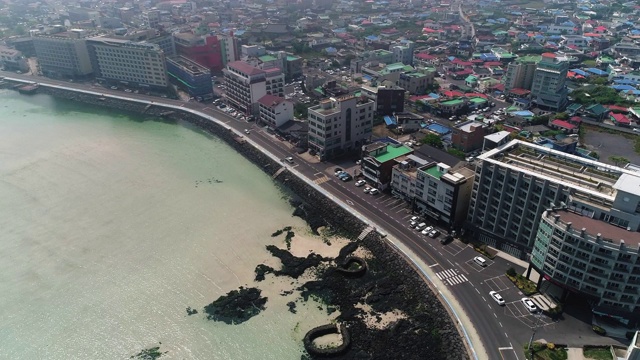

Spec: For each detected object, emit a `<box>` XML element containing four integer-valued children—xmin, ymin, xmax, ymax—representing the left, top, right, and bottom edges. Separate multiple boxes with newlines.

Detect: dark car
<box><xmin>440</xmin><ymin>235</ymin><xmax>454</xmax><ymax>245</ymax></box>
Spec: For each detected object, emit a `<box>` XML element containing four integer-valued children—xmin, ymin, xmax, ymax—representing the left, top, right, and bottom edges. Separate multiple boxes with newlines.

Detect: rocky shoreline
<box><xmin>8</xmin><ymin>85</ymin><xmax>470</xmax><ymax>360</ymax></box>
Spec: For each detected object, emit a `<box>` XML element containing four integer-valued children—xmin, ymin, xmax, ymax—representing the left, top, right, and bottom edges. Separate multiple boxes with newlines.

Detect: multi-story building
<box><xmin>166</xmin><ymin>56</ymin><xmax>213</xmax><ymax>98</ymax></box>
<box><xmin>33</xmin><ymin>30</ymin><xmax>93</xmax><ymax>79</ymax></box>
<box><xmin>397</xmin><ymin>70</ymin><xmax>435</xmax><ymax>95</ymax></box>
<box><xmin>284</xmin><ymin>54</ymin><xmax>303</xmax><ymax>81</ymax></box>
<box><xmin>174</xmin><ymin>33</ymin><xmax>223</xmax><ymax>72</ymax></box>
<box><xmin>362</xmin><ymin>142</ymin><xmax>413</xmax><ymax>189</ymax></box>
<box><xmin>308</xmin><ymin>95</ymin><xmax>375</xmax><ymax>160</ymax></box>
<box><xmin>257</xmin><ymin>94</ymin><xmax>293</xmax><ymax>128</ymax></box>
<box><xmin>143</xmin><ymin>9</ymin><xmax>161</xmax><ymax>29</ymax></box>
<box><xmin>451</xmin><ymin>120</ymin><xmax>489</xmax><ymax>152</ymax></box>
<box><xmin>360</xmin><ymin>84</ymin><xmax>405</xmax><ymax>115</ymax></box>
<box><xmin>223</xmin><ymin>61</ymin><xmax>284</xmax><ymax>115</ymax></box>
<box><xmin>110</xmin><ymin>29</ymin><xmax>176</xmax><ymax>57</ymax></box>
<box><xmin>87</xmin><ymin>37</ymin><xmax>168</xmax><ymax>89</ymax></box>
<box><xmin>531</xmin><ymin>53</ymin><xmax>569</xmax><ymax>111</ymax></box>
<box><xmin>530</xmin><ymin>207</ymin><xmax>640</xmax><ymax>325</ymax></box>
<box><xmin>350</xmin><ymin>49</ymin><xmax>394</xmax><ymax>73</ymax></box>
<box><xmin>503</xmin><ymin>55</ymin><xmax>541</xmax><ymax>92</ymax></box>
<box><xmin>218</xmin><ymin>34</ymin><xmax>239</xmax><ymax>66</ymax></box>
<box><xmin>0</xmin><ymin>46</ymin><xmax>29</xmax><ymax>72</ymax></box>
<box><xmin>390</xmin><ymin>40</ymin><xmax>415</xmax><ymax>65</ymax></box>
<box><xmin>467</xmin><ymin>139</ymin><xmax>640</xmax><ymax>260</ymax></box>
<box><xmin>391</xmin><ymin>159</ymin><xmax>474</xmax><ymax>227</ymax></box>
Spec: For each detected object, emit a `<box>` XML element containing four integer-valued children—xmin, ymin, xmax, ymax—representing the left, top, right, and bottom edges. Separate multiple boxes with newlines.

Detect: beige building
<box><xmin>503</xmin><ymin>55</ymin><xmax>540</xmax><ymax>92</ymax></box>
<box><xmin>223</xmin><ymin>61</ymin><xmax>284</xmax><ymax>115</ymax></box>
<box><xmin>33</xmin><ymin>30</ymin><xmax>93</xmax><ymax>78</ymax></box>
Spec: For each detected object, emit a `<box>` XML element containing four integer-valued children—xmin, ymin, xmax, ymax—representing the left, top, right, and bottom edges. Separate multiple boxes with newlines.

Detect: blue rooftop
<box><xmin>570</xmin><ymin>69</ymin><xmax>587</xmax><ymax>76</ymax></box>
<box><xmin>512</xmin><ymin>110</ymin><xmax>535</xmax><ymax>117</ymax></box>
<box><xmin>611</xmin><ymin>85</ymin><xmax>637</xmax><ymax>91</ymax></box>
<box><xmin>586</xmin><ymin>68</ymin><xmax>607</xmax><ymax>75</ymax></box>
<box><xmin>427</xmin><ymin>123</ymin><xmax>451</xmax><ymax>135</ymax></box>
<box><xmin>384</xmin><ymin>115</ymin><xmax>397</xmax><ymax>126</ymax></box>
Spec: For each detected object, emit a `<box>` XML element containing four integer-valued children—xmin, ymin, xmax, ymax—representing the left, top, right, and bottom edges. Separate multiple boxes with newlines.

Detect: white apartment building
<box><xmin>33</xmin><ymin>31</ymin><xmax>93</xmax><ymax>78</ymax></box>
<box><xmin>391</xmin><ymin>158</ymin><xmax>474</xmax><ymax>227</ymax></box>
<box><xmin>223</xmin><ymin>61</ymin><xmax>285</xmax><ymax>115</ymax></box>
<box><xmin>258</xmin><ymin>94</ymin><xmax>293</xmax><ymax>128</ymax></box>
<box><xmin>468</xmin><ymin>139</ymin><xmax>640</xmax><ymax>260</ymax></box>
<box><xmin>218</xmin><ymin>35</ymin><xmax>238</xmax><ymax>66</ymax></box>
<box><xmin>308</xmin><ymin>95</ymin><xmax>375</xmax><ymax>160</ymax></box>
<box><xmin>87</xmin><ymin>37</ymin><xmax>168</xmax><ymax>89</ymax></box>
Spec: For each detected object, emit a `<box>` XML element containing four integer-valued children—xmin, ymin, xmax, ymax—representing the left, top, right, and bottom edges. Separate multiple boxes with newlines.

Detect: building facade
<box><xmin>503</xmin><ymin>55</ymin><xmax>540</xmax><ymax>92</ymax></box>
<box><xmin>397</xmin><ymin>70</ymin><xmax>435</xmax><ymax>95</ymax></box>
<box><xmin>87</xmin><ymin>37</ymin><xmax>168</xmax><ymax>89</ymax></box>
<box><xmin>258</xmin><ymin>94</ymin><xmax>293</xmax><ymax>128</ymax></box>
<box><xmin>451</xmin><ymin>121</ymin><xmax>489</xmax><ymax>152</ymax></box>
<box><xmin>531</xmin><ymin>208</ymin><xmax>639</xmax><ymax>325</ymax></box>
<box><xmin>467</xmin><ymin>139</ymin><xmax>640</xmax><ymax>260</ymax></box>
<box><xmin>360</xmin><ymin>85</ymin><xmax>405</xmax><ymax>115</ymax></box>
<box><xmin>531</xmin><ymin>53</ymin><xmax>569</xmax><ymax>111</ymax></box>
<box><xmin>174</xmin><ymin>33</ymin><xmax>223</xmax><ymax>72</ymax></box>
<box><xmin>308</xmin><ymin>95</ymin><xmax>375</xmax><ymax>160</ymax></box>
<box><xmin>166</xmin><ymin>56</ymin><xmax>213</xmax><ymax>97</ymax></box>
<box><xmin>362</xmin><ymin>142</ymin><xmax>413</xmax><ymax>190</ymax></box>
<box><xmin>223</xmin><ymin>61</ymin><xmax>284</xmax><ymax>115</ymax></box>
<box><xmin>33</xmin><ymin>31</ymin><xmax>93</xmax><ymax>79</ymax></box>
<box><xmin>0</xmin><ymin>46</ymin><xmax>29</xmax><ymax>72</ymax></box>
<box><xmin>391</xmin><ymin>159</ymin><xmax>474</xmax><ymax>227</ymax></box>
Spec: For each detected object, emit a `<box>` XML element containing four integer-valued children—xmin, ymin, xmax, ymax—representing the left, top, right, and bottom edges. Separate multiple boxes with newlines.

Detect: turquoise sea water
<box><xmin>0</xmin><ymin>91</ymin><xmax>333</xmax><ymax>359</ymax></box>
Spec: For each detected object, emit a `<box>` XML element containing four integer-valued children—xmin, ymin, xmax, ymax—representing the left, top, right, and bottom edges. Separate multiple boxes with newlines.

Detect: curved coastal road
<box><xmin>1</xmin><ymin>72</ymin><xmax>525</xmax><ymax>360</ymax></box>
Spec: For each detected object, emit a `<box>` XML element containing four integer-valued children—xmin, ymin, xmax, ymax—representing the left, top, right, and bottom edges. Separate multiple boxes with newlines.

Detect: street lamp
<box><xmin>527</xmin><ymin>314</ymin><xmax>543</xmax><ymax>359</ymax></box>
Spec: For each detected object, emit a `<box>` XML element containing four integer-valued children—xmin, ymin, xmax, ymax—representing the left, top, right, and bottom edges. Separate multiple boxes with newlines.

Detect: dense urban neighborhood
<box><xmin>3</xmin><ymin>0</ymin><xmax>640</xmax><ymax>358</ymax></box>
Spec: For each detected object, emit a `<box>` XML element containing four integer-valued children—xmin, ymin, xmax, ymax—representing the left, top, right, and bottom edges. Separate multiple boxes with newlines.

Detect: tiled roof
<box><xmin>228</xmin><ymin>61</ymin><xmax>265</xmax><ymax>76</ymax></box>
<box><xmin>258</xmin><ymin>94</ymin><xmax>286</xmax><ymax>107</ymax></box>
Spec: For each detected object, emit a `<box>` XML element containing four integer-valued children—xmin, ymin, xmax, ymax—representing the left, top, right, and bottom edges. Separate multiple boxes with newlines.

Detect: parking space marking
<box><xmin>484</xmin><ymin>275</ymin><xmax>513</xmax><ymax>292</ymax></box>
<box><xmin>314</xmin><ymin>176</ymin><xmax>330</xmax><ymax>185</ymax></box>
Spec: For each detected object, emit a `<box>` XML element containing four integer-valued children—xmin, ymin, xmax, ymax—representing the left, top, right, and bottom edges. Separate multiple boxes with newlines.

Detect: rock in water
<box><xmin>204</xmin><ymin>287</ymin><xmax>267</xmax><ymax>325</ymax></box>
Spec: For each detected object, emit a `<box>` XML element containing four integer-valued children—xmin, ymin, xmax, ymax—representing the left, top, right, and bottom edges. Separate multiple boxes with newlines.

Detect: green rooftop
<box><xmin>469</xmin><ymin>97</ymin><xmax>487</xmax><ymax>103</ymax></box>
<box><xmin>386</xmin><ymin>62</ymin><xmax>406</xmax><ymax>71</ymax></box>
<box><xmin>424</xmin><ymin>164</ymin><xmax>444</xmax><ymax>179</ymax></box>
<box><xmin>287</xmin><ymin>55</ymin><xmax>301</xmax><ymax>61</ymax></box>
<box><xmin>517</xmin><ymin>55</ymin><xmax>542</xmax><ymax>64</ymax></box>
<box><xmin>259</xmin><ymin>55</ymin><xmax>278</xmax><ymax>62</ymax></box>
<box><xmin>374</xmin><ymin>145</ymin><xmax>413</xmax><ymax>163</ymax></box>
<box><xmin>441</xmin><ymin>99</ymin><xmax>464</xmax><ymax>106</ymax></box>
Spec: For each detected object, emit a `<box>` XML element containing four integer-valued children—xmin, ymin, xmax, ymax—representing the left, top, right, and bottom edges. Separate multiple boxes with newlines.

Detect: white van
<box><xmin>474</xmin><ymin>256</ymin><xmax>487</xmax><ymax>267</ymax></box>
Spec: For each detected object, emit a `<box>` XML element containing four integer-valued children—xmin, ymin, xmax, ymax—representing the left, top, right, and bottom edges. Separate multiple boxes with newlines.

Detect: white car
<box><xmin>369</xmin><ymin>188</ymin><xmax>379</xmax><ymax>195</ymax></box>
<box><xmin>355</xmin><ymin>180</ymin><xmax>366</xmax><ymax>187</ymax></box>
<box><xmin>363</xmin><ymin>186</ymin><xmax>371</xmax><ymax>193</ymax></box>
<box><xmin>428</xmin><ymin>230</ymin><xmax>440</xmax><ymax>238</ymax></box>
<box><xmin>409</xmin><ymin>216</ymin><xmax>419</xmax><ymax>223</ymax></box>
<box><xmin>416</xmin><ymin>223</ymin><xmax>427</xmax><ymax>231</ymax></box>
<box><xmin>489</xmin><ymin>291</ymin><xmax>505</xmax><ymax>306</ymax></box>
<box><xmin>521</xmin><ymin>297</ymin><xmax>538</xmax><ymax>313</ymax></box>
<box><xmin>421</xmin><ymin>226</ymin><xmax>434</xmax><ymax>235</ymax></box>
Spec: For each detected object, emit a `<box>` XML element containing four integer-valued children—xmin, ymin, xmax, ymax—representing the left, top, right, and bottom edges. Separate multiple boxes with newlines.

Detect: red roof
<box><xmin>605</xmin><ymin>105</ymin><xmax>629</xmax><ymax>113</ymax></box>
<box><xmin>569</xmin><ymin>116</ymin><xmax>582</xmax><ymax>123</ymax></box>
<box><xmin>509</xmin><ymin>88</ymin><xmax>530</xmax><ymax>95</ymax></box>
<box><xmin>484</xmin><ymin>61</ymin><xmax>502</xmax><ymax>67</ymax></box>
<box><xmin>422</xmin><ymin>27</ymin><xmax>437</xmax><ymax>33</ymax></box>
<box><xmin>228</xmin><ymin>61</ymin><xmax>265</xmax><ymax>76</ymax></box>
<box><xmin>611</xmin><ymin>113</ymin><xmax>631</xmax><ymax>124</ymax></box>
<box><xmin>542</xmin><ymin>52</ymin><xmax>557</xmax><ymax>58</ymax></box>
<box><xmin>465</xmin><ymin>93</ymin><xmax>488</xmax><ymax>99</ymax></box>
<box><xmin>258</xmin><ymin>94</ymin><xmax>286</xmax><ymax>107</ymax></box>
<box><xmin>415</xmin><ymin>53</ymin><xmax>436</xmax><ymax>60</ymax></box>
<box><xmin>551</xmin><ymin>119</ymin><xmax>577</xmax><ymax>130</ymax></box>
<box><xmin>442</xmin><ymin>90</ymin><xmax>464</xmax><ymax>97</ymax></box>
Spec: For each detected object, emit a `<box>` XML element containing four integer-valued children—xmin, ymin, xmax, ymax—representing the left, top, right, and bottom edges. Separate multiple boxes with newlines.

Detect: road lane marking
<box><xmin>346</xmin><ymin>200</ymin><xmax>354</xmax><ymax>205</ymax></box>
<box><xmin>429</xmin><ymin>263</ymin><xmax>439</xmax><ymax>267</ymax></box>
<box><xmin>494</xmin><ymin>313</ymin><xmax>498</xmax><ymax>318</ymax></box>
<box><xmin>499</xmin><ymin>322</ymin><xmax>503</xmax><ymax>327</ymax></box>
<box><xmin>475</xmin><ymin>288</ymin><xmax>480</xmax><ymax>294</ymax></box>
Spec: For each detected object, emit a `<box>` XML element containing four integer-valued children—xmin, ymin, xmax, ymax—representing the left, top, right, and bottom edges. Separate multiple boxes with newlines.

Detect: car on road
<box><xmin>521</xmin><ymin>297</ymin><xmax>538</xmax><ymax>313</ymax></box>
<box><xmin>368</xmin><ymin>188</ymin><xmax>379</xmax><ymax>195</ymax></box>
<box><xmin>363</xmin><ymin>186</ymin><xmax>371</xmax><ymax>194</ymax></box>
<box><xmin>339</xmin><ymin>173</ymin><xmax>352</xmax><ymax>182</ymax></box>
<box><xmin>244</xmin><ymin>129</ymin><xmax>250</xmax><ymax>134</ymax></box>
<box><xmin>110</xmin><ymin>86</ymin><xmax>118</xmax><ymax>90</ymax></box>
<box><xmin>489</xmin><ymin>291</ymin><xmax>505</xmax><ymax>306</ymax></box>
<box><xmin>284</xmin><ymin>157</ymin><xmax>294</xmax><ymax>164</ymax></box>
<box><xmin>124</xmin><ymin>89</ymin><xmax>132</xmax><ymax>93</ymax></box>
<box><xmin>355</xmin><ymin>180</ymin><xmax>366</xmax><ymax>187</ymax></box>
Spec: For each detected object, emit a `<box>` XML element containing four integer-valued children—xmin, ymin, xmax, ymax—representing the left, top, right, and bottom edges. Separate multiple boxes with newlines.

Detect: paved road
<box><xmin>1</xmin><ymin>71</ymin><xmax>604</xmax><ymax>360</ymax></box>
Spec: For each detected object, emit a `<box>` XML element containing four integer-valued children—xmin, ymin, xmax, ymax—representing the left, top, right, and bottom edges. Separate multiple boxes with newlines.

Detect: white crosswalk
<box><xmin>435</xmin><ymin>269</ymin><xmax>468</xmax><ymax>286</ymax></box>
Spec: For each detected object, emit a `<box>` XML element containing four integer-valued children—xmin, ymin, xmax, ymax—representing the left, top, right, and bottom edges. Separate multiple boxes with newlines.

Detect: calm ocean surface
<box><xmin>0</xmin><ymin>90</ymin><xmax>333</xmax><ymax>359</ymax></box>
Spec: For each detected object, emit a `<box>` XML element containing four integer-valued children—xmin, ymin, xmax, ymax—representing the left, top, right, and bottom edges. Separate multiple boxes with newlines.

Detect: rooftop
<box><xmin>552</xmin><ymin>210</ymin><xmax>640</xmax><ymax>248</ymax></box>
<box><xmin>480</xmin><ymin>140</ymin><xmax>640</xmax><ymax>201</ymax></box>
<box><xmin>372</xmin><ymin>144</ymin><xmax>413</xmax><ymax>163</ymax></box>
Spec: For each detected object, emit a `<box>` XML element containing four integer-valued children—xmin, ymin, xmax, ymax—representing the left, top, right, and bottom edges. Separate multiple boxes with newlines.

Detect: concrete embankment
<box><xmin>3</xmin><ymin>81</ymin><xmax>474</xmax><ymax>360</ymax></box>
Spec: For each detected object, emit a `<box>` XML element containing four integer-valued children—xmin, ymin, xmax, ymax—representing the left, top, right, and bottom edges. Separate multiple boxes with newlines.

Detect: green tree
<box><xmin>609</xmin><ymin>155</ymin><xmax>629</xmax><ymax>166</ymax></box>
<box><xmin>294</xmin><ymin>103</ymin><xmax>308</xmax><ymax>119</ymax></box>
<box><xmin>421</xmin><ymin>133</ymin><xmax>444</xmax><ymax>149</ymax></box>
<box><xmin>354</xmin><ymin>77</ymin><xmax>363</xmax><ymax>84</ymax></box>
<box><xmin>554</xmin><ymin>112</ymin><xmax>569</xmax><ymax>120</ymax></box>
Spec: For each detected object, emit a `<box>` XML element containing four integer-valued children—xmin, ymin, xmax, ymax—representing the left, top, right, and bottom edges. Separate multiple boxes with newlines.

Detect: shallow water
<box><xmin>0</xmin><ymin>91</ymin><xmax>334</xmax><ymax>359</ymax></box>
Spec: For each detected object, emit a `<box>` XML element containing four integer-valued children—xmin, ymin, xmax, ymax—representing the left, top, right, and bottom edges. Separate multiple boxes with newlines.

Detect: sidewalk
<box><xmin>493</xmin><ymin>248</ymin><xmax>540</xmax><ymax>283</ymax></box>
<box><xmin>567</xmin><ymin>347</ymin><xmax>586</xmax><ymax>360</ymax></box>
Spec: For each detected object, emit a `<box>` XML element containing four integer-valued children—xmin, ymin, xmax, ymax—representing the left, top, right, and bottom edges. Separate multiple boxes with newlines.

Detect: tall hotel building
<box><xmin>307</xmin><ymin>95</ymin><xmax>374</xmax><ymax>160</ymax></box>
<box><xmin>33</xmin><ymin>30</ymin><xmax>93</xmax><ymax>79</ymax></box>
<box><xmin>530</xmin><ymin>53</ymin><xmax>569</xmax><ymax>111</ymax></box>
<box><xmin>87</xmin><ymin>37</ymin><xmax>168</xmax><ymax>89</ymax></box>
<box><xmin>468</xmin><ymin>140</ymin><xmax>640</xmax><ymax>323</ymax></box>
<box><xmin>223</xmin><ymin>61</ymin><xmax>284</xmax><ymax>115</ymax></box>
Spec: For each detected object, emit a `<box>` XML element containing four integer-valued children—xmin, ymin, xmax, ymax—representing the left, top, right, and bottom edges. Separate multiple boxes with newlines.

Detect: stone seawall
<box><xmin>9</xmin><ymin>85</ymin><xmax>469</xmax><ymax>360</ymax></box>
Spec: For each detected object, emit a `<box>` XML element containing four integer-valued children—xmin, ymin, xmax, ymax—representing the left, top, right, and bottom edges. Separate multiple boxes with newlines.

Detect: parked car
<box><xmin>355</xmin><ymin>180</ymin><xmax>366</xmax><ymax>187</ymax></box>
<box><xmin>440</xmin><ymin>235</ymin><xmax>454</xmax><ymax>244</ymax></box>
<box><xmin>474</xmin><ymin>256</ymin><xmax>487</xmax><ymax>267</ymax></box>
<box><xmin>340</xmin><ymin>174</ymin><xmax>352</xmax><ymax>182</ymax></box>
<box><xmin>490</xmin><ymin>291</ymin><xmax>505</xmax><ymax>306</ymax></box>
<box><xmin>421</xmin><ymin>226</ymin><xmax>434</xmax><ymax>235</ymax></box>
<box><xmin>521</xmin><ymin>297</ymin><xmax>538</xmax><ymax>313</ymax></box>
<box><xmin>284</xmin><ymin>157</ymin><xmax>294</xmax><ymax>164</ymax></box>
<box><xmin>110</xmin><ymin>86</ymin><xmax>118</xmax><ymax>90</ymax></box>
<box><xmin>428</xmin><ymin>230</ymin><xmax>440</xmax><ymax>238</ymax></box>
<box><xmin>244</xmin><ymin>129</ymin><xmax>251</xmax><ymax>134</ymax></box>
<box><xmin>369</xmin><ymin>188</ymin><xmax>379</xmax><ymax>195</ymax></box>
<box><xmin>416</xmin><ymin>223</ymin><xmax>427</xmax><ymax>231</ymax></box>
<box><xmin>409</xmin><ymin>216</ymin><xmax>419</xmax><ymax>223</ymax></box>
<box><xmin>363</xmin><ymin>186</ymin><xmax>372</xmax><ymax>194</ymax></box>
